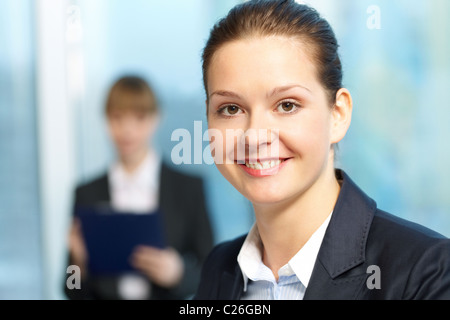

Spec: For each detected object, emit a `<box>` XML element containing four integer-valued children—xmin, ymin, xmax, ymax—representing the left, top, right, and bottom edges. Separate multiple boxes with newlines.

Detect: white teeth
<box><xmin>245</xmin><ymin>160</ymin><xmax>282</xmax><ymax>170</ymax></box>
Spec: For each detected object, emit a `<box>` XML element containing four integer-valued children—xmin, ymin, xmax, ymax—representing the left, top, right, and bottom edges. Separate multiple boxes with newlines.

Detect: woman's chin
<box><xmin>240</xmin><ymin>185</ymin><xmax>291</xmax><ymax>206</ymax></box>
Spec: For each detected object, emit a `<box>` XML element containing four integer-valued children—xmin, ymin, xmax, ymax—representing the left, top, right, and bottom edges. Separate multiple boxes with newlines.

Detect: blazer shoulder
<box><xmin>368</xmin><ymin>209</ymin><xmax>449</xmax><ymax>263</ymax></box>
<box><xmin>162</xmin><ymin>163</ymin><xmax>203</xmax><ymax>185</ymax></box>
<box><xmin>74</xmin><ymin>173</ymin><xmax>109</xmax><ymax>206</ymax></box>
<box><xmin>75</xmin><ymin>173</ymin><xmax>108</xmax><ymax>193</ymax></box>
<box><xmin>367</xmin><ymin>209</ymin><xmax>450</xmax><ymax>299</ymax></box>
<box><xmin>161</xmin><ymin>163</ymin><xmax>206</xmax><ymax>198</ymax></box>
<box><xmin>194</xmin><ymin>235</ymin><xmax>246</xmax><ymax>299</ymax></box>
<box><xmin>207</xmin><ymin>235</ymin><xmax>247</xmax><ymax>269</ymax></box>
<box><xmin>371</xmin><ymin>209</ymin><xmax>448</xmax><ymax>245</ymax></box>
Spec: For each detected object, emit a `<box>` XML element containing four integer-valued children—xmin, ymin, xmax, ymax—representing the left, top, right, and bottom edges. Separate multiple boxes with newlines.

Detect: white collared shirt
<box><xmin>238</xmin><ymin>212</ymin><xmax>333</xmax><ymax>300</ymax></box>
<box><xmin>108</xmin><ymin>149</ymin><xmax>161</xmax><ymax>214</ymax></box>
<box><xmin>107</xmin><ymin>149</ymin><xmax>162</xmax><ymax>299</ymax></box>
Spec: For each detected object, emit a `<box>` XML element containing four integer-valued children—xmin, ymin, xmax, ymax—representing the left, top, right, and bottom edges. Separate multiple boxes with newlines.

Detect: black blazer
<box><xmin>194</xmin><ymin>170</ymin><xmax>450</xmax><ymax>300</ymax></box>
<box><xmin>65</xmin><ymin>162</ymin><xmax>214</xmax><ymax>300</ymax></box>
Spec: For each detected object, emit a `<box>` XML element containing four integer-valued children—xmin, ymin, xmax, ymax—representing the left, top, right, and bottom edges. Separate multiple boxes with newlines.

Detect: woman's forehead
<box><xmin>207</xmin><ymin>36</ymin><xmax>320</xmax><ymax>96</ymax></box>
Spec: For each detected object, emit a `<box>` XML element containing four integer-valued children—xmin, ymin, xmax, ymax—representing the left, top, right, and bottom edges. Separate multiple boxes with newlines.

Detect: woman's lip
<box><xmin>238</xmin><ymin>158</ymin><xmax>291</xmax><ymax>177</ymax></box>
<box><xmin>237</xmin><ymin>158</ymin><xmax>290</xmax><ymax>163</ymax></box>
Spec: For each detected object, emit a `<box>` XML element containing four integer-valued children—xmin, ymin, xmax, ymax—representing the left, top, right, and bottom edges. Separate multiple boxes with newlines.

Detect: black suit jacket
<box><xmin>194</xmin><ymin>170</ymin><xmax>450</xmax><ymax>300</ymax></box>
<box><xmin>65</xmin><ymin>162</ymin><xmax>214</xmax><ymax>300</ymax></box>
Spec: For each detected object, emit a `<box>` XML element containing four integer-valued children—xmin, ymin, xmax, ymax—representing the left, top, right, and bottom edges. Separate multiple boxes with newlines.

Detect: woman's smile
<box><xmin>238</xmin><ymin>158</ymin><xmax>292</xmax><ymax>177</ymax></box>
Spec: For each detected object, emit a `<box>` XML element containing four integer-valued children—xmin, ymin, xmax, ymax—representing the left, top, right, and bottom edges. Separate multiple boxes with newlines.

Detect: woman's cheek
<box><xmin>282</xmin><ymin>117</ymin><xmax>328</xmax><ymax>158</ymax></box>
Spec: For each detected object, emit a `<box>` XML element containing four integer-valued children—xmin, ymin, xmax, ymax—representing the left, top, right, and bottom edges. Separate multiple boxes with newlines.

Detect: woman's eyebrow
<box><xmin>267</xmin><ymin>84</ymin><xmax>312</xmax><ymax>98</ymax></box>
<box><xmin>209</xmin><ymin>84</ymin><xmax>312</xmax><ymax>100</ymax></box>
<box><xmin>208</xmin><ymin>90</ymin><xmax>243</xmax><ymax>100</ymax></box>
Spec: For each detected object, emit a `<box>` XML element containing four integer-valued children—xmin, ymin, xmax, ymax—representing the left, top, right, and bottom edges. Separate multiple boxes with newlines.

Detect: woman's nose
<box><xmin>239</xmin><ymin>114</ymin><xmax>279</xmax><ymax>160</ymax></box>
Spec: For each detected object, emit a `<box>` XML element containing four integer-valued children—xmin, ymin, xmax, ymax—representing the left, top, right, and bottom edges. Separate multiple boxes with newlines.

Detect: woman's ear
<box><xmin>330</xmin><ymin>88</ymin><xmax>353</xmax><ymax>144</ymax></box>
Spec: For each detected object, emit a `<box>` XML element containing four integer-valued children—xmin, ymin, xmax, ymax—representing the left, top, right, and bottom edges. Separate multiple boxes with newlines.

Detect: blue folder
<box><xmin>76</xmin><ymin>205</ymin><xmax>166</xmax><ymax>275</ymax></box>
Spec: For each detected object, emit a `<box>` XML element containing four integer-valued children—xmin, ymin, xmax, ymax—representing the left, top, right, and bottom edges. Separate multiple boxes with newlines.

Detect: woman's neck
<box><xmin>253</xmin><ymin>165</ymin><xmax>341</xmax><ymax>280</ymax></box>
<box><xmin>119</xmin><ymin>148</ymin><xmax>150</xmax><ymax>175</ymax></box>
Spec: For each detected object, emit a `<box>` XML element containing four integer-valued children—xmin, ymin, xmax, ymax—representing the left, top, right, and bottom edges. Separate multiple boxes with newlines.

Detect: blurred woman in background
<box><xmin>65</xmin><ymin>75</ymin><xmax>213</xmax><ymax>300</ymax></box>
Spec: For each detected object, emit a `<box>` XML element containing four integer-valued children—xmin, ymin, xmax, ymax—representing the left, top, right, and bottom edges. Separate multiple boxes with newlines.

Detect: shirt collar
<box><xmin>109</xmin><ymin>149</ymin><xmax>161</xmax><ymax>190</ymax></box>
<box><xmin>237</xmin><ymin>224</ymin><xmax>264</xmax><ymax>292</ymax></box>
<box><xmin>237</xmin><ymin>211</ymin><xmax>333</xmax><ymax>291</ymax></box>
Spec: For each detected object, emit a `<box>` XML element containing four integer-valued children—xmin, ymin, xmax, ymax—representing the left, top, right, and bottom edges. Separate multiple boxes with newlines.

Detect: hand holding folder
<box><xmin>130</xmin><ymin>245</ymin><xmax>185</xmax><ymax>288</ymax></box>
<box><xmin>76</xmin><ymin>205</ymin><xmax>166</xmax><ymax>275</ymax></box>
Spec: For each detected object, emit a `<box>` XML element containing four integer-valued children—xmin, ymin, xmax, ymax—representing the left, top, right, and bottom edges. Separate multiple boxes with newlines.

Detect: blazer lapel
<box><xmin>303</xmin><ymin>260</ymin><xmax>368</xmax><ymax>299</ymax></box>
<box><xmin>92</xmin><ymin>173</ymin><xmax>112</xmax><ymax>210</ymax></box>
<box><xmin>304</xmin><ymin>170</ymin><xmax>376</xmax><ymax>300</ymax></box>
<box><xmin>218</xmin><ymin>265</ymin><xmax>244</xmax><ymax>300</ymax></box>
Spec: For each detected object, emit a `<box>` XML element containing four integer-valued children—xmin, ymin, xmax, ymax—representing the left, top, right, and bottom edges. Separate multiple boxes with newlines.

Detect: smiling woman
<box><xmin>194</xmin><ymin>0</ymin><xmax>450</xmax><ymax>300</ymax></box>
<box><xmin>206</xmin><ymin>35</ymin><xmax>351</xmax><ymax>209</ymax></box>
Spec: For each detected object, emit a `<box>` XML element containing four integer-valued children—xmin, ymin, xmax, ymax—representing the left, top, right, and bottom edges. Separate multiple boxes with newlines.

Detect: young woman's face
<box><xmin>107</xmin><ymin>109</ymin><xmax>157</xmax><ymax>160</ymax></box>
<box><xmin>206</xmin><ymin>36</ymin><xmax>345</xmax><ymax>206</ymax></box>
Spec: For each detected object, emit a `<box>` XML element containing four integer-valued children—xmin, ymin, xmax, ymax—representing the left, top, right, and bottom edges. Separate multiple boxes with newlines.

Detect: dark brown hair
<box><xmin>105</xmin><ymin>75</ymin><xmax>158</xmax><ymax>116</ymax></box>
<box><xmin>202</xmin><ymin>0</ymin><xmax>343</xmax><ymax>103</ymax></box>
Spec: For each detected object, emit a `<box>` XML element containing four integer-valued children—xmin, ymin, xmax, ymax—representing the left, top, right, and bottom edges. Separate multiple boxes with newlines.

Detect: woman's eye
<box><xmin>220</xmin><ymin>105</ymin><xmax>242</xmax><ymax>116</ymax></box>
<box><xmin>277</xmin><ymin>101</ymin><xmax>298</xmax><ymax>113</ymax></box>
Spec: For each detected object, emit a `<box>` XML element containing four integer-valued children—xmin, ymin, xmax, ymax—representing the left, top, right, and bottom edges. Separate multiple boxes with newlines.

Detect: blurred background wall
<box><xmin>0</xmin><ymin>0</ymin><xmax>449</xmax><ymax>299</ymax></box>
<box><xmin>0</xmin><ymin>0</ymin><xmax>42</xmax><ymax>300</ymax></box>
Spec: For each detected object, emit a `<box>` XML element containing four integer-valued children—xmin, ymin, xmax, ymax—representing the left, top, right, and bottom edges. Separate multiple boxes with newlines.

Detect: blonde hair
<box><xmin>105</xmin><ymin>76</ymin><xmax>158</xmax><ymax>116</ymax></box>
